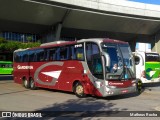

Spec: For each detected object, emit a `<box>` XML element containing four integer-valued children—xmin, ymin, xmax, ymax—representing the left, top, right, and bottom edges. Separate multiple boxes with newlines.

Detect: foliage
<box><xmin>26</xmin><ymin>36</ymin><xmax>32</xmax><ymax>42</ymax></box>
<box><xmin>0</xmin><ymin>37</ymin><xmax>41</xmax><ymax>52</ymax></box>
<box><xmin>0</xmin><ymin>37</ymin><xmax>7</xmax><ymax>43</ymax></box>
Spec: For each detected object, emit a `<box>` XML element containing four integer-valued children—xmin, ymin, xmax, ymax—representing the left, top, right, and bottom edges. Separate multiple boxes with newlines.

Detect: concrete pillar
<box><xmin>55</xmin><ymin>23</ymin><xmax>62</xmax><ymax>40</ymax></box>
<box><xmin>153</xmin><ymin>33</ymin><xmax>160</xmax><ymax>53</ymax></box>
<box><xmin>42</xmin><ymin>23</ymin><xmax>62</xmax><ymax>43</ymax></box>
<box><xmin>128</xmin><ymin>40</ymin><xmax>136</xmax><ymax>52</ymax></box>
<box><xmin>156</xmin><ymin>40</ymin><xmax>160</xmax><ymax>53</ymax></box>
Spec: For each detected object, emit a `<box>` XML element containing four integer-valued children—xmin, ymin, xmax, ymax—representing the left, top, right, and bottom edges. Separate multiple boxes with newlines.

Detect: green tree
<box><xmin>0</xmin><ymin>37</ymin><xmax>7</xmax><ymax>43</ymax></box>
<box><xmin>26</xmin><ymin>36</ymin><xmax>32</xmax><ymax>43</ymax></box>
<box><xmin>0</xmin><ymin>37</ymin><xmax>41</xmax><ymax>52</ymax></box>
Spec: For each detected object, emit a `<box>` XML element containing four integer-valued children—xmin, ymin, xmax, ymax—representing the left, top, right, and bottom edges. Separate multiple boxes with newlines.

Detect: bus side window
<box><xmin>5</xmin><ymin>64</ymin><xmax>8</xmax><ymax>68</ymax></box>
<box><xmin>15</xmin><ymin>52</ymin><xmax>21</xmax><ymax>62</ymax></box>
<box><xmin>23</xmin><ymin>51</ymin><xmax>28</xmax><ymax>62</ymax></box>
<box><xmin>67</xmin><ymin>46</ymin><xmax>73</xmax><ymax>60</ymax></box>
<box><xmin>49</xmin><ymin>48</ymin><xmax>56</xmax><ymax>61</ymax></box>
<box><xmin>0</xmin><ymin>64</ymin><xmax>5</xmax><ymax>68</ymax></box>
<box><xmin>36</xmin><ymin>49</ymin><xmax>45</xmax><ymax>62</ymax></box>
<box><xmin>18</xmin><ymin>52</ymin><xmax>23</xmax><ymax>62</ymax></box>
<box><xmin>55</xmin><ymin>48</ymin><xmax>60</xmax><ymax>60</ymax></box>
<box><xmin>43</xmin><ymin>49</ymin><xmax>49</xmax><ymax>61</ymax></box>
<box><xmin>77</xmin><ymin>53</ymin><xmax>83</xmax><ymax>60</ymax></box>
<box><xmin>76</xmin><ymin>45</ymin><xmax>84</xmax><ymax>60</ymax></box>
<box><xmin>29</xmin><ymin>50</ymin><xmax>36</xmax><ymax>62</ymax></box>
<box><xmin>60</xmin><ymin>47</ymin><xmax>68</xmax><ymax>60</ymax></box>
<box><xmin>8</xmin><ymin>64</ymin><xmax>12</xmax><ymax>68</ymax></box>
<box><xmin>14</xmin><ymin>54</ymin><xmax>18</xmax><ymax>62</ymax></box>
<box><xmin>70</xmin><ymin>46</ymin><xmax>76</xmax><ymax>60</ymax></box>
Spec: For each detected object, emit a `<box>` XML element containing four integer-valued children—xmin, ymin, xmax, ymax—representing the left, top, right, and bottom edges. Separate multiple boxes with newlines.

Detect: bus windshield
<box><xmin>102</xmin><ymin>43</ymin><xmax>135</xmax><ymax>80</ymax></box>
<box><xmin>145</xmin><ymin>53</ymin><xmax>160</xmax><ymax>62</ymax></box>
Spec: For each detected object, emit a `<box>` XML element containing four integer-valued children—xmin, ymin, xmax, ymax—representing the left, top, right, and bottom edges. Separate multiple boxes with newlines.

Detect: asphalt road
<box><xmin>0</xmin><ymin>75</ymin><xmax>160</xmax><ymax>120</ymax></box>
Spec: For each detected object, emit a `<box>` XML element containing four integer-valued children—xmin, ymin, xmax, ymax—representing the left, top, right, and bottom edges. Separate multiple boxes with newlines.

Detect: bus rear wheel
<box><xmin>74</xmin><ymin>82</ymin><xmax>86</xmax><ymax>98</ymax></box>
<box><xmin>30</xmin><ymin>79</ymin><xmax>37</xmax><ymax>90</ymax></box>
<box><xmin>23</xmin><ymin>78</ymin><xmax>30</xmax><ymax>89</ymax></box>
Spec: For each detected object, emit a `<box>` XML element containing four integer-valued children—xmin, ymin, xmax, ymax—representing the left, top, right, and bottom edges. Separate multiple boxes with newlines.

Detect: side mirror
<box><xmin>102</xmin><ymin>52</ymin><xmax>110</xmax><ymax>68</ymax></box>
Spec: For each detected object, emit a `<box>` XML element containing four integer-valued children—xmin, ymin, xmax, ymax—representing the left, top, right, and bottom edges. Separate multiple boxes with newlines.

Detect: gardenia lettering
<box><xmin>109</xmin><ymin>82</ymin><xmax>123</xmax><ymax>85</ymax></box>
<box><xmin>17</xmin><ymin>65</ymin><xmax>33</xmax><ymax>69</ymax></box>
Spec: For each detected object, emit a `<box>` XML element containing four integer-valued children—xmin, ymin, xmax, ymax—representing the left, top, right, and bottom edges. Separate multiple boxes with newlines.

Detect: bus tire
<box><xmin>30</xmin><ymin>79</ymin><xmax>37</xmax><ymax>90</ymax></box>
<box><xmin>74</xmin><ymin>82</ymin><xmax>86</xmax><ymax>98</ymax></box>
<box><xmin>23</xmin><ymin>78</ymin><xmax>30</xmax><ymax>89</ymax></box>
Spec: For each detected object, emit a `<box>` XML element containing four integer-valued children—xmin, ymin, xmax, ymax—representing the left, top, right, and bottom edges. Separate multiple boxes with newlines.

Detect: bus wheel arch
<box><xmin>29</xmin><ymin>77</ymin><xmax>37</xmax><ymax>90</ymax></box>
<box><xmin>22</xmin><ymin>77</ymin><xmax>30</xmax><ymax>89</ymax></box>
<box><xmin>73</xmin><ymin>80</ymin><xmax>86</xmax><ymax>98</ymax></box>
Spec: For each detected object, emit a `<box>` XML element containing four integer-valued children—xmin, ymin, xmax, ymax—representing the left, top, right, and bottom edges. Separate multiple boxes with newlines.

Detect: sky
<box><xmin>128</xmin><ymin>0</ymin><xmax>160</xmax><ymax>5</ymax></box>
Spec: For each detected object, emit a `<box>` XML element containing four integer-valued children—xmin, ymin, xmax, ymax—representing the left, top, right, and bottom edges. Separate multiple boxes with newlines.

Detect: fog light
<box><xmin>132</xmin><ymin>83</ymin><xmax>136</xmax><ymax>86</ymax></box>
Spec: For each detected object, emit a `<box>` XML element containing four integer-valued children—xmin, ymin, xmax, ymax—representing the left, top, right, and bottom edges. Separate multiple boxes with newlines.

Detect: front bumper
<box><xmin>103</xmin><ymin>86</ymin><xmax>137</xmax><ymax>97</ymax></box>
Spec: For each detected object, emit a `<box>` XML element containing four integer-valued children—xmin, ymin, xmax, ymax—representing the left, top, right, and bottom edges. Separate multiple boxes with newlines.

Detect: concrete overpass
<box><xmin>0</xmin><ymin>0</ymin><xmax>160</xmax><ymax>52</ymax></box>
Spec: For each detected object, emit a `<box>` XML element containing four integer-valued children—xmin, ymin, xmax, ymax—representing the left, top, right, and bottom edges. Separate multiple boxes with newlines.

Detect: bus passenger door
<box><xmin>86</xmin><ymin>42</ymin><xmax>104</xmax><ymax>95</ymax></box>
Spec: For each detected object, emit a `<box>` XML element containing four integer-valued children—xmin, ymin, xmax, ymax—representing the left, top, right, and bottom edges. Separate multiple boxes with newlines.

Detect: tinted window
<box><xmin>60</xmin><ymin>46</ymin><xmax>68</xmax><ymax>60</ymax></box>
<box><xmin>14</xmin><ymin>52</ymin><xmax>20</xmax><ymax>62</ymax></box>
<box><xmin>74</xmin><ymin>44</ymin><xmax>84</xmax><ymax>60</ymax></box>
<box><xmin>14</xmin><ymin>51</ymin><xmax>28</xmax><ymax>62</ymax></box>
<box><xmin>0</xmin><ymin>63</ymin><xmax>12</xmax><ymax>68</ymax></box>
<box><xmin>36</xmin><ymin>49</ymin><xmax>45</xmax><ymax>62</ymax></box>
<box><xmin>49</xmin><ymin>48</ymin><xmax>57</xmax><ymax>61</ymax></box>
<box><xmin>22</xmin><ymin>51</ymin><xmax>28</xmax><ymax>62</ymax></box>
<box><xmin>44</xmin><ymin>49</ymin><xmax>49</xmax><ymax>61</ymax></box>
<box><xmin>29</xmin><ymin>50</ymin><xmax>36</xmax><ymax>62</ymax></box>
<box><xmin>86</xmin><ymin>42</ymin><xmax>103</xmax><ymax>79</ymax></box>
<box><xmin>14</xmin><ymin>43</ymin><xmax>85</xmax><ymax>62</ymax></box>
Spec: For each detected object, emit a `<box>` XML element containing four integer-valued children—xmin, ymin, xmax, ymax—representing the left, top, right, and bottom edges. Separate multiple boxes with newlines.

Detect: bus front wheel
<box><xmin>74</xmin><ymin>82</ymin><xmax>86</xmax><ymax>98</ymax></box>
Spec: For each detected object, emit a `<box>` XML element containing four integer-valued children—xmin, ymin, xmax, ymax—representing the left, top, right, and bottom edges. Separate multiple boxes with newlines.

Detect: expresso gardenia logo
<box><xmin>17</xmin><ymin>65</ymin><xmax>33</xmax><ymax>70</ymax></box>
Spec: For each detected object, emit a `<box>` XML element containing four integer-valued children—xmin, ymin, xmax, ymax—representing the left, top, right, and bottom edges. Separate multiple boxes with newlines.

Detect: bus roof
<box><xmin>14</xmin><ymin>38</ymin><xmax>128</xmax><ymax>51</ymax></box>
<box><xmin>39</xmin><ymin>38</ymin><xmax>128</xmax><ymax>48</ymax></box>
<box><xmin>14</xmin><ymin>48</ymin><xmax>30</xmax><ymax>53</ymax></box>
<box><xmin>103</xmin><ymin>38</ymin><xmax>128</xmax><ymax>44</ymax></box>
<box><xmin>77</xmin><ymin>38</ymin><xmax>128</xmax><ymax>44</ymax></box>
<box><xmin>40</xmin><ymin>41</ymin><xmax>68</xmax><ymax>46</ymax></box>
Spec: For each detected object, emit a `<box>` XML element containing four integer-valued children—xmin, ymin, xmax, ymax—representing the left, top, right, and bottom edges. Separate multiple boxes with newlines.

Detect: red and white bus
<box><xmin>13</xmin><ymin>38</ymin><xmax>137</xmax><ymax>97</ymax></box>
